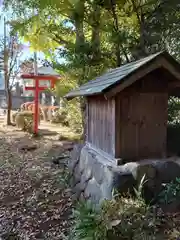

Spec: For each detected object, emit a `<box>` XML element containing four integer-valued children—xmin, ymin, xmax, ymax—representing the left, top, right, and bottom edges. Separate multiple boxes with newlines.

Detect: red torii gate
<box><xmin>21</xmin><ymin>74</ymin><xmax>59</xmax><ymax>135</ymax></box>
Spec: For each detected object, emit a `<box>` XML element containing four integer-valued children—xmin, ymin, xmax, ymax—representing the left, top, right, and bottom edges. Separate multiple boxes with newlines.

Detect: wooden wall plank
<box><xmin>115</xmin><ymin>70</ymin><xmax>169</xmax><ymax>161</ymax></box>
<box><xmin>87</xmin><ymin>95</ymin><xmax>115</xmax><ymax>157</ymax></box>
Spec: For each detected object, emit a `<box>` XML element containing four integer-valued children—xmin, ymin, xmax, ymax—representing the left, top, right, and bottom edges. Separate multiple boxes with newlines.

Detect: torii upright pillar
<box><xmin>21</xmin><ymin>74</ymin><xmax>59</xmax><ymax>135</ymax></box>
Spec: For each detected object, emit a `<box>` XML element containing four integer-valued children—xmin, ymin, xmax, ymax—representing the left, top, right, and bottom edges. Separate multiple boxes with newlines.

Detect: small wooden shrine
<box><xmin>66</xmin><ymin>51</ymin><xmax>180</xmax><ymax>162</ymax></box>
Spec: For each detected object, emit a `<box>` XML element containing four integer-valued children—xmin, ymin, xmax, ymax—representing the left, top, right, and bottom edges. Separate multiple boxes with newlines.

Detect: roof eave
<box><xmin>65</xmin><ymin>91</ymin><xmax>102</xmax><ymax>100</ymax></box>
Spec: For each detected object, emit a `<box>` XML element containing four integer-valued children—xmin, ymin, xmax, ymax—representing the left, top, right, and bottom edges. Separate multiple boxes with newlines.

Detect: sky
<box><xmin>0</xmin><ymin>6</ymin><xmax>45</xmax><ymax>62</ymax></box>
<box><xmin>0</xmin><ymin>3</ymin><xmax>65</xmax><ymax>70</ymax></box>
<box><xmin>0</xmin><ymin>7</ymin><xmax>47</xmax><ymax>89</ymax></box>
<box><xmin>0</xmin><ymin>3</ymin><xmax>65</xmax><ymax>65</ymax></box>
<box><xmin>0</xmin><ymin>1</ymin><xmax>65</xmax><ymax>91</ymax></box>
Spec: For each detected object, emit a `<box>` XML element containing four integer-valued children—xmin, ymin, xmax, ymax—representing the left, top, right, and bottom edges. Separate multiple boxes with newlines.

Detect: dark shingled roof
<box><xmin>65</xmin><ymin>51</ymin><xmax>179</xmax><ymax>99</ymax></box>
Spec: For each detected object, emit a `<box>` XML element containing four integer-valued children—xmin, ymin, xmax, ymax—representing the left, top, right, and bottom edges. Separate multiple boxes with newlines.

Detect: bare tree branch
<box><xmin>8</xmin><ymin>48</ymin><xmax>23</xmax><ymax>84</ymax></box>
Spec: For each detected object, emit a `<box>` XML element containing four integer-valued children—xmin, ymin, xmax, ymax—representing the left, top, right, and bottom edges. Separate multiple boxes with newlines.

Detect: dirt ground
<box><xmin>0</xmin><ymin>118</ymin><xmax>76</xmax><ymax>239</ymax></box>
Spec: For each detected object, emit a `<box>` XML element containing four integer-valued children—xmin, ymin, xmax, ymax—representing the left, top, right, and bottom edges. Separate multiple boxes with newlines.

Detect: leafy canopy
<box><xmin>3</xmin><ymin>0</ymin><xmax>180</xmax><ymax>94</ymax></box>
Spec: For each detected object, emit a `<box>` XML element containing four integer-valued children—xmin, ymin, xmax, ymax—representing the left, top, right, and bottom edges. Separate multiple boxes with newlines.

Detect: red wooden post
<box><xmin>21</xmin><ymin>74</ymin><xmax>59</xmax><ymax>134</ymax></box>
<box><xmin>34</xmin><ymin>78</ymin><xmax>39</xmax><ymax>134</ymax></box>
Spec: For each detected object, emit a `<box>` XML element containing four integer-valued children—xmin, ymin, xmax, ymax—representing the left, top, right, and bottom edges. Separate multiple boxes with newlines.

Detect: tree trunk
<box><xmin>91</xmin><ymin>2</ymin><xmax>101</xmax><ymax>63</ymax></box>
<box><xmin>7</xmin><ymin>88</ymin><xmax>12</xmax><ymax>125</ymax></box>
<box><xmin>110</xmin><ymin>0</ymin><xmax>130</xmax><ymax>66</ymax></box>
<box><xmin>130</xmin><ymin>0</ymin><xmax>148</xmax><ymax>59</ymax></box>
<box><xmin>74</xmin><ymin>1</ymin><xmax>86</xmax><ymax>141</ymax></box>
<box><xmin>74</xmin><ymin>0</ymin><xmax>85</xmax><ymax>54</ymax></box>
<box><xmin>3</xmin><ymin>17</ymin><xmax>11</xmax><ymax>125</ymax></box>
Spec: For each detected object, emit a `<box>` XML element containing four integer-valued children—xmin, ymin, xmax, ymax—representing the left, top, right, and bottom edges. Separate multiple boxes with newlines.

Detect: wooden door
<box><xmin>138</xmin><ymin>93</ymin><xmax>168</xmax><ymax>159</ymax></box>
<box><xmin>119</xmin><ymin>93</ymin><xmax>140</xmax><ymax>160</ymax></box>
<box><xmin>118</xmin><ymin>92</ymin><xmax>168</xmax><ymax>160</ymax></box>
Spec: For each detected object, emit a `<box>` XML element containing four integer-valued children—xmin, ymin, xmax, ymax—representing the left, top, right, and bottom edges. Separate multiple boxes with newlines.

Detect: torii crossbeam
<box><xmin>21</xmin><ymin>74</ymin><xmax>59</xmax><ymax>135</ymax></box>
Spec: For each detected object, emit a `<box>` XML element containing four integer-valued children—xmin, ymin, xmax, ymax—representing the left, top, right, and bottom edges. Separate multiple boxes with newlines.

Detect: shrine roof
<box><xmin>65</xmin><ymin>51</ymin><xmax>180</xmax><ymax>99</ymax></box>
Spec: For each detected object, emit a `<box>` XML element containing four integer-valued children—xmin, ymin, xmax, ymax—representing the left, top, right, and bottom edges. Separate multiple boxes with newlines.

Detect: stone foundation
<box><xmin>69</xmin><ymin>144</ymin><xmax>180</xmax><ymax>205</ymax></box>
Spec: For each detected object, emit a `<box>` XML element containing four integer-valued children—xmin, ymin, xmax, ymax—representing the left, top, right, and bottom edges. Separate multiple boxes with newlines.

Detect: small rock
<box><xmin>61</xmin><ymin>141</ymin><xmax>74</xmax><ymax>151</ymax></box>
<box><xmin>19</xmin><ymin>144</ymin><xmax>37</xmax><ymax>151</ymax></box>
<box><xmin>68</xmin><ymin>144</ymin><xmax>83</xmax><ymax>172</ymax></box>
<box><xmin>52</xmin><ymin>155</ymin><xmax>69</xmax><ymax>165</ymax></box>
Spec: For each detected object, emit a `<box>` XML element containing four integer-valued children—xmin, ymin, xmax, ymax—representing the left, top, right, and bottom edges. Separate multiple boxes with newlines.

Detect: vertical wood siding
<box><xmin>115</xmin><ymin>70</ymin><xmax>169</xmax><ymax>160</ymax></box>
<box><xmin>87</xmin><ymin>95</ymin><xmax>115</xmax><ymax>157</ymax></box>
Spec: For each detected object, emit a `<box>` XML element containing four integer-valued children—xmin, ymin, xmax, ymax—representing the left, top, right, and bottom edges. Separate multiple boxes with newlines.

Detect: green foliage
<box><xmin>15</xmin><ymin>111</ymin><xmax>40</xmax><ymax>133</ymax></box>
<box><xmin>51</xmin><ymin>109</ymin><xmax>68</xmax><ymax>124</ymax></box>
<box><xmin>71</xmin><ymin>178</ymin><xmax>158</xmax><ymax>240</ymax></box>
<box><xmin>4</xmin><ymin>0</ymin><xmax>180</xmax><ymax>137</ymax></box>
<box><xmin>133</xmin><ymin>174</ymin><xmax>147</xmax><ymax>200</ymax></box>
<box><xmin>168</xmin><ymin>97</ymin><xmax>180</xmax><ymax>124</ymax></box>
<box><xmin>71</xmin><ymin>202</ymin><xmax>107</xmax><ymax>240</ymax></box>
<box><xmin>65</xmin><ymin>99</ymin><xmax>82</xmax><ymax>133</ymax></box>
<box><xmin>167</xmin><ymin>97</ymin><xmax>180</xmax><ymax>155</ymax></box>
<box><xmin>4</xmin><ymin>0</ymin><xmax>180</xmax><ymax>105</ymax></box>
<box><xmin>71</xmin><ymin>196</ymin><xmax>163</xmax><ymax>240</ymax></box>
<box><xmin>5</xmin><ymin>0</ymin><xmax>180</xmax><ymax>69</ymax></box>
<box><xmin>158</xmin><ymin>178</ymin><xmax>180</xmax><ymax>204</ymax></box>
<box><xmin>167</xmin><ymin>124</ymin><xmax>180</xmax><ymax>155</ymax></box>
<box><xmin>102</xmin><ymin>197</ymin><xmax>155</xmax><ymax>240</ymax></box>
<box><xmin>50</xmin><ymin>99</ymin><xmax>82</xmax><ymax>133</ymax></box>
<box><xmin>71</xmin><ymin>175</ymin><xmax>180</xmax><ymax>240</ymax></box>
<box><xmin>53</xmin><ymin>69</ymin><xmax>79</xmax><ymax>98</ymax></box>
<box><xmin>54</xmin><ymin>164</ymin><xmax>71</xmax><ymax>188</ymax></box>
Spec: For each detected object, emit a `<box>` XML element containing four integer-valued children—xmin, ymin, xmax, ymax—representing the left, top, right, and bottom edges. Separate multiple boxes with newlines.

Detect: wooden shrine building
<box><xmin>66</xmin><ymin>51</ymin><xmax>180</xmax><ymax>162</ymax></box>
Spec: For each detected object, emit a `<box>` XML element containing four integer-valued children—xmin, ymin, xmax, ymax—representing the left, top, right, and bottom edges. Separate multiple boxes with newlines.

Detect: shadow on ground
<box><xmin>39</xmin><ymin>128</ymin><xmax>59</xmax><ymax>136</ymax></box>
